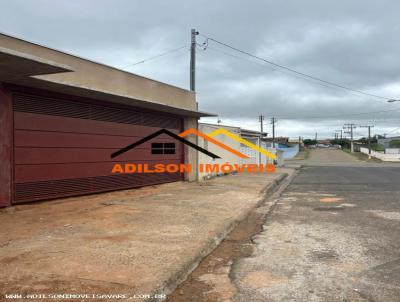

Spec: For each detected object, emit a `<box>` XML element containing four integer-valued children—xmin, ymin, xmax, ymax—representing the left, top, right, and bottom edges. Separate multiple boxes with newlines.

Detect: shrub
<box><xmin>389</xmin><ymin>140</ymin><xmax>400</xmax><ymax>148</ymax></box>
<box><xmin>330</xmin><ymin>139</ymin><xmax>350</xmax><ymax>149</ymax></box>
<box><xmin>303</xmin><ymin>139</ymin><xmax>317</xmax><ymax>146</ymax></box>
<box><xmin>371</xmin><ymin>143</ymin><xmax>385</xmax><ymax>151</ymax></box>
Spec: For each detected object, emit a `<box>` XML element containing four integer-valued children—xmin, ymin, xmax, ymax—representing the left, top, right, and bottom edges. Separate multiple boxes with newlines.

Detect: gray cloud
<box><xmin>1</xmin><ymin>0</ymin><xmax>400</xmax><ymax>138</ymax></box>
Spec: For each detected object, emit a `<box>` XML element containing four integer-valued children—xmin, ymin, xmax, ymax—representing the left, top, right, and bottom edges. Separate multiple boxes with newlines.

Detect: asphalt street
<box><xmin>233</xmin><ymin>150</ymin><xmax>400</xmax><ymax>301</ymax></box>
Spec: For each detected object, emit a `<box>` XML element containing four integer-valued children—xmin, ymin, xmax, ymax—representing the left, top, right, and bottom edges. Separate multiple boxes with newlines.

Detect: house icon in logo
<box><xmin>111</xmin><ymin>128</ymin><xmax>221</xmax><ymax>159</ymax></box>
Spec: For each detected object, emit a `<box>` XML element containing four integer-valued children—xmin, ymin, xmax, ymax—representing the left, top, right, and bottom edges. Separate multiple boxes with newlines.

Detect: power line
<box><xmin>122</xmin><ymin>45</ymin><xmax>188</xmax><ymax>69</ymax></box>
<box><xmin>276</xmin><ymin>108</ymin><xmax>400</xmax><ymax>120</ymax></box>
<box><xmin>199</xmin><ymin>33</ymin><xmax>399</xmax><ymax>103</ymax></box>
<box><xmin>198</xmin><ymin>43</ymin><xmax>400</xmax><ymax>120</ymax></box>
<box><xmin>386</xmin><ymin>127</ymin><xmax>400</xmax><ymax>134</ymax></box>
<box><xmin>199</xmin><ymin>44</ymin><xmax>363</xmax><ymax>95</ymax></box>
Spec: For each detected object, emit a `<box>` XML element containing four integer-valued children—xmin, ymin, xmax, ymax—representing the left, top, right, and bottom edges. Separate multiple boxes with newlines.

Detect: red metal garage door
<box><xmin>12</xmin><ymin>90</ymin><xmax>185</xmax><ymax>204</ymax></box>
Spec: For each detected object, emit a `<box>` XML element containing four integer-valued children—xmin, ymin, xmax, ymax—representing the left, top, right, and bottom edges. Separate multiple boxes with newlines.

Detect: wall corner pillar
<box><xmin>183</xmin><ymin>117</ymin><xmax>199</xmax><ymax>182</ymax></box>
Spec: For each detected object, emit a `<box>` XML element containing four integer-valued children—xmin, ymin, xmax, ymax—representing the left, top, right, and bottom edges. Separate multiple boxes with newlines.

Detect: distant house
<box><xmin>378</xmin><ymin>136</ymin><xmax>400</xmax><ymax>148</ymax></box>
<box><xmin>198</xmin><ymin>123</ymin><xmax>242</xmax><ymax>179</ymax></box>
<box><xmin>198</xmin><ymin>123</ymin><xmax>276</xmax><ymax>179</ymax></box>
<box><xmin>239</xmin><ymin>128</ymin><xmax>271</xmax><ymax>165</ymax></box>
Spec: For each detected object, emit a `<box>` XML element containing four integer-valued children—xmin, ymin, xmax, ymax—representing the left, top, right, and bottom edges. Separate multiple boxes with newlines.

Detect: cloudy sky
<box><xmin>2</xmin><ymin>0</ymin><xmax>400</xmax><ymax>139</ymax></box>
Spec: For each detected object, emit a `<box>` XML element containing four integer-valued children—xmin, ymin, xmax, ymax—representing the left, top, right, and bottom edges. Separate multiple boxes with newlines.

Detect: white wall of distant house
<box><xmin>360</xmin><ymin>147</ymin><xmax>400</xmax><ymax>161</ymax></box>
<box><xmin>198</xmin><ymin>123</ymin><xmax>242</xmax><ymax>179</ymax></box>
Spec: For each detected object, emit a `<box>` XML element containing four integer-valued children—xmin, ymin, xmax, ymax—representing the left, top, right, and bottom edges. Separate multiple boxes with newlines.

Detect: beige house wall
<box><xmin>0</xmin><ymin>33</ymin><xmax>196</xmax><ymax>110</ymax></box>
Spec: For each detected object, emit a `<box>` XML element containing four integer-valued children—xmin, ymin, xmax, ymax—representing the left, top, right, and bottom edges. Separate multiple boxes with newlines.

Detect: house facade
<box><xmin>0</xmin><ymin>33</ymin><xmax>213</xmax><ymax>207</ymax></box>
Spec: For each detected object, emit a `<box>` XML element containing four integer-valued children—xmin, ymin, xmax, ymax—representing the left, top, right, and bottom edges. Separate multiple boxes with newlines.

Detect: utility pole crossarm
<box><xmin>343</xmin><ymin>123</ymin><xmax>356</xmax><ymax>153</ymax></box>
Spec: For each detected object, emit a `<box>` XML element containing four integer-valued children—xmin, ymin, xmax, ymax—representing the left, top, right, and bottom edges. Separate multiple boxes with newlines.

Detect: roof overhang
<box><xmin>240</xmin><ymin>129</ymin><xmax>268</xmax><ymax>137</ymax></box>
<box><xmin>0</xmin><ymin>46</ymin><xmax>215</xmax><ymax>118</ymax></box>
<box><xmin>0</xmin><ymin>46</ymin><xmax>73</xmax><ymax>80</ymax></box>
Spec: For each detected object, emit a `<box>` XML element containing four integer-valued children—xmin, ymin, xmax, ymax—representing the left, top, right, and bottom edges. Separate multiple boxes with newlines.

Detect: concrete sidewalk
<box><xmin>0</xmin><ymin>169</ymin><xmax>292</xmax><ymax>301</ymax></box>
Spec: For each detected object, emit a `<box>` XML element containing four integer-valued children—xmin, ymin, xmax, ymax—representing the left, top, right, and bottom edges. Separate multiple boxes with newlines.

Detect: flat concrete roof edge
<box><xmin>199</xmin><ymin>122</ymin><xmax>240</xmax><ymax>129</ymax></box>
<box><xmin>13</xmin><ymin>76</ymin><xmax>216</xmax><ymax>117</ymax></box>
<box><xmin>0</xmin><ymin>46</ymin><xmax>73</xmax><ymax>72</ymax></box>
<box><xmin>0</xmin><ymin>31</ymin><xmax>193</xmax><ymax>94</ymax></box>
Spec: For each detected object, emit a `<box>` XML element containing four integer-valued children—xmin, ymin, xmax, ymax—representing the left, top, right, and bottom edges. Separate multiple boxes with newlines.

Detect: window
<box><xmin>151</xmin><ymin>142</ymin><xmax>176</xmax><ymax>154</ymax></box>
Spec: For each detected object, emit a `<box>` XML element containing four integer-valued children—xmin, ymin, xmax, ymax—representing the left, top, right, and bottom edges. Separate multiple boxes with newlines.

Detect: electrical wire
<box><xmin>197</xmin><ymin>48</ymin><xmax>400</xmax><ymax>119</ymax></box>
<box><xmin>276</xmin><ymin>108</ymin><xmax>400</xmax><ymax>120</ymax></box>
<box><xmin>199</xmin><ymin>44</ymin><xmax>400</xmax><ymax>120</ymax></box>
<box><xmin>198</xmin><ymin>44</ymin><xmax>357</xmax><ymax>94</ymax></box>
<box><xmin>122</xmin><ymin>45</ymin><xmax>188</xmax><ymax>69</ymax></box>
<box><xmin>386</xmin><ymin>127</ymin><xmax>400</xmax><ymax>134</ymax></box>
<box><xmin>199</xmin><ymin>33</ymin><xmax>399</xmax><ymax>103</ymax></box>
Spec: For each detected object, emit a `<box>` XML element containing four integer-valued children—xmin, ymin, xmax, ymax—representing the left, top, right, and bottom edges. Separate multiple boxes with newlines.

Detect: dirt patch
<box><xmin>241</xmin><ymin>270</ymin><xmax>288</xmax><ymax>288</ymax></box>
<box><xmin>319</xmin><ymin>197</ymin><xmax>343</xmax><ymax>203</ymax></box>
<box><xmin>1</xmin><ymin>274</ymin><xmax>134</xmax><ymax>300</ymax></box>
<box><xmin>166</xmin><ymin>205</ymin><xmax>269</xmax><ymax>302</ymax></box>
<box><xmin>83</xmin><ymin>233</ymin><xmax>135</xmax><ymax>242</ymax></box>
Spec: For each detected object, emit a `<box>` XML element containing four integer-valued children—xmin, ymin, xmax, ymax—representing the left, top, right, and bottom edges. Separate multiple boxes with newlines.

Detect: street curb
<box><xmin>150</xmin><ymin>171</ymin><xmax>291</xmax><ymax>301</ymax></box>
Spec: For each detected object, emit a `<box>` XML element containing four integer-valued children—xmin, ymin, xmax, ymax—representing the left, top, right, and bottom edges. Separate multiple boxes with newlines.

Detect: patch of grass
<box><xmin>304</xmin><ymin>149</ymin><xmax>310</xmax><ymax>159</ymax></box>
<box><xmin>343</xmin><ymin>149</ymin><xmax>382</xmax><ymax>162</ymax></box>
<box><xmin>389</xmin><ymin>140</ymin><xmax>400</xmax><ymax>148</ymax></box>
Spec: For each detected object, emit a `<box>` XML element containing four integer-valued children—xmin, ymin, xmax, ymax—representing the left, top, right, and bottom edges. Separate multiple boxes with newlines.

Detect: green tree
<box><xmin>303</xmin><ymin>139</ymin><xmax>317</xmax><ymax>146</ymax></box>
<box><xmin>330</xmin><ymin>139</ymin><xmax>350</xmax><ymax>149</ymax></box>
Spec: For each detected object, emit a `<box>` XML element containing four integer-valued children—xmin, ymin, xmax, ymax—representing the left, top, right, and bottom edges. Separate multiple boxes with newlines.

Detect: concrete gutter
<box><xmin>151</xmin><ymin>172</ymin><xmax>290</xmax><ymax>301</ymax></box>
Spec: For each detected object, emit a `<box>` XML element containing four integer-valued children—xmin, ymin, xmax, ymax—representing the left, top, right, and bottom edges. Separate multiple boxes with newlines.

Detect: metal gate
<box><xmin>12</xmin><ymin>91</ymin><xmax>184</xmax><ymax>203</ymax></box>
